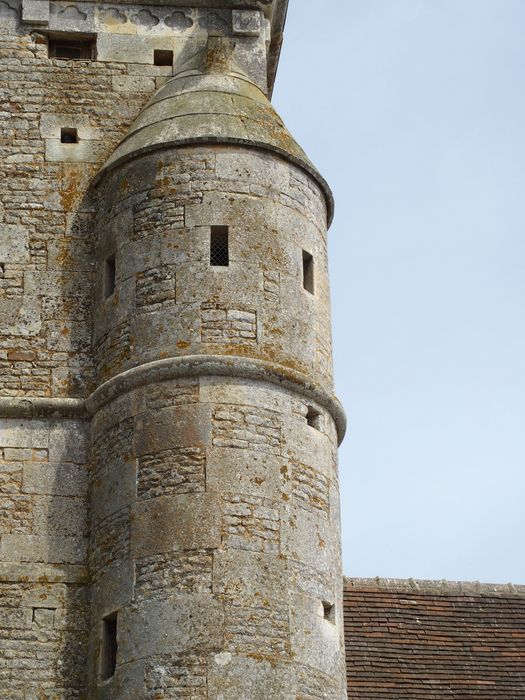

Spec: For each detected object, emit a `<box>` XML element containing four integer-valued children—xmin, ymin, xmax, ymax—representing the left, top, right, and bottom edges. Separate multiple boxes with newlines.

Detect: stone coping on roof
<box><xmin>344</xmin><ymin>576</ymin><xmax>525</xmax><ymax>597</ymax></box>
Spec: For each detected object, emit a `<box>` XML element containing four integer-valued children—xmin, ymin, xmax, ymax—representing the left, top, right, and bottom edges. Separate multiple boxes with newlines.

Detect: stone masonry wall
<box><xmin>0</xmin><ymin>417</ymin><xmax>90</xmax><ymax>698</ymax></box>
<box><xmin>92</xmin><ymin>146</ymin><xmax>333</xmax><ymax>389</ymax></box>
<box><xmin>0</xmin><ymin>5</ymin><xmax>281</xmax><ymax>698</ymax></box>
<box><xmin>88</xmin><ymin>376</ymin><xmax>345</xmax><ymax>699</ymax></box>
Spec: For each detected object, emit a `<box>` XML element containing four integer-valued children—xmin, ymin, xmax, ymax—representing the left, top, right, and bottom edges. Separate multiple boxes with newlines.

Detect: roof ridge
<box><xmin>344</xmin><ymin>576</ymin><xmax>525</xmax><ymax>597</ymax></box>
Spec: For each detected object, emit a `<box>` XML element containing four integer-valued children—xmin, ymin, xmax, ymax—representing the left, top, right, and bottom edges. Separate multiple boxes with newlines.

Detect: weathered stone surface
<box><xmin>1</xmin><ymin>5</ymin><xmax>346</xmax><ymax>697</ymax></box>
<box><xmin>131</xmin><ymin>493</ymin><xmax>222</xmax><ymax>556</ymax></box>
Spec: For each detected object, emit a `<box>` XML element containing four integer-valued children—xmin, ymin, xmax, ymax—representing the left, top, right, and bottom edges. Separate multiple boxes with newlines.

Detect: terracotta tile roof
<box><xmin>344</xmin><ymin>577</ymin><xmax>525</xmax><ymax>699</ymax></box>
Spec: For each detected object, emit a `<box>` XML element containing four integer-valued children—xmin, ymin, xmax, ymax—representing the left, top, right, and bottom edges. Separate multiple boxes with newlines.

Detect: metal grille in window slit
<box><xmin>210</xmin><ymin>226</ymin><xmax>229</xmax><ymax>267</ymax></box>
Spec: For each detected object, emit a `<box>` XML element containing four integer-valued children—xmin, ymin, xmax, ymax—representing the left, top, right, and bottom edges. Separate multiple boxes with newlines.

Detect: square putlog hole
<box><xmin>306</xmin><ymin>406</ymin><xmax>321</xmax><ymax>431</ymax></box>
<box><xmin>154</xmin><ymin>49</ymin><xmax>174</xmax><ymax>66</ymax></box>
<box><xmin>60</xmin><ymin>128</ymin><xmax>78</xmax><ymax>144</ymax></box>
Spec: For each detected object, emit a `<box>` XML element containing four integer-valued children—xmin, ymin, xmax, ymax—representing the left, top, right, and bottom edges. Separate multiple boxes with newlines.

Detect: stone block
<box><xmin>112</xmin><ymin>75</ymin><xmax>156</xmax><ymax>93</ymax></box>
<box><xmin>0</xmin><ymin>534</ymin><xmax>86</xmax><ymax>564</ymax></box>
<box><xmin>282</xmin><ymin>412</ymin><xmax>334</xmax><ymax>478</ymax></box>
<box><xmin>0</xmin><ymin>296</ymin><xmax>41</xmax><ymax>337</ymax></box>
<box><xmin>290</xmin><ymin>592</ymin><xmax>343</xmax><ymax>678</ymax></box>
<box><xmin>213</xmin><ymin>549</ymin><xmax>289</xmax><ymax>602</ymax></box>
<box><xmin>33</xmin><ymin>495</ymin><xmax>87</xmax><ymax>538</ymax></box>
<box><xmin>21</xmin><ymin>583</ymin><xmax>66</xmax><ymax>609</ymax></box>
<box><xmin>90</xmin><ymin>560</ymin><xmax>134</xmax><ymax>622</ymax></box>
<box><xmin>40</xmin><ymin>113</ymin><xmax>98</xmax><ymax>141</ymax></box>
<box><xmin>0</xmin><ymin>225</ymin><xmax>29</xmax><ymax>264</ymax></box>
<box><xmin>118</xmin><ymin>595</ymin><xmax>224</xmax><ymax>662</ymax></box>
<box><xmin>208</xmin><ymin>653</ymin><xmax>296</xmax><ymax>699</ymax></box>
<box><xmin>45</xmin><ymin>139</ymin><xmax>106</xmax><ymax>164</ymax></box>
<box><xmin>96</xmin><ymin>33</ymin><xmax>157</xmax><ymax>64</ymax></box>
<box><xmin>206</xmin><ymin>447</ymin><xmax>283</xmax><ymax>499</ymax></box>
<box><xmin>133</xmin><ymin>404</ymin><xmax>212</xmax><ymax>457</ymax></box>
<box><xmin>131</xmin><ymin>493</ymin><xmax>221</xmax><ymax>557</ymax></box>
<box><xmin>23</xmin><ymin>462</ymin><xmax>88</xmax><ymax>497</ymax></box>
<box><xmin>91</xmin><ymin>458</ymin><xmax>136</xmax><ymax>524</ymax></box>
<box><xmin>21</xmin><ymin>0</ymin><xmax>49</xmax><ymax>24</ymax></box>
<box><xmin>48</xmin><ymin>0</ymin><xmax>94</xmax><ymax>33</ymax></box>
<box><xmin>232</xmin><ymin>9</ymin><xmax>261</xmax><ymax>37</ymax></box>
<box><xmin>281</xmin><ymin>503</ymin><xmax>335</xmax><ymax>575</ymax></box>
<box><xmin>0</xmin><ymin>419</ymin><xmax>49</xmax><ymax>449</ymax></box>
<box><xmin>48</xmin><ymin>421</ymin><xmax>89</xmax><ymax>463</ymax></box>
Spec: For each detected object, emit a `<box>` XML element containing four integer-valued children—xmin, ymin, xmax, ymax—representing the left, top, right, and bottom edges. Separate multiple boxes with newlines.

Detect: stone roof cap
<box><xmin>96</xmin><ymin>39</ymin><xmax>334</xmax><ymax>226</ymax></box>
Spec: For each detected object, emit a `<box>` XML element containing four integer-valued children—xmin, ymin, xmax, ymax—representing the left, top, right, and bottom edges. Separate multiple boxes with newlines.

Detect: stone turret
<box><xmin>87</xmin><ymin>34</ymin><xmax>346</xmax><ymax>700</ymax></box>
<box><xmin>0</xmin><ymin>1</ymin><xmax>346</xmax><ymax>697</ymax></box>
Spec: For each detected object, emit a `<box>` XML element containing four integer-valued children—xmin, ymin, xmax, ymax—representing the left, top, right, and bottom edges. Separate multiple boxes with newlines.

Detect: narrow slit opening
<box><xmin>154</xmin><ymin>49</ymin><xmax>174</xmax><ymax>66</ymax></box>
<box><xmin>60</xmin><ymin>128</ymin><xmax>78</xmax><ymax>144</ymax></box>
<box><xmin>302</xmin><ymin>250</ymin><xmax>314</xmax><ymax>294</ymax></box>
<box><xmin>323</xmin><ymin>601</ymin><xmax>335</xmax><ymax>624</ymax></box>
<box><xmin>210</xmin><ymin>226</ymin><xmax>229</xmax><ymax>267</ymax></box>
<box><xmin>100</xmin><ymin>611</ymin><xmax>118</xmax><ymax>681</ymax></box>
<box><xmin>104</xmin><ymin>254</ymin><xmax>116</xmax><ymax>299</ymax></box>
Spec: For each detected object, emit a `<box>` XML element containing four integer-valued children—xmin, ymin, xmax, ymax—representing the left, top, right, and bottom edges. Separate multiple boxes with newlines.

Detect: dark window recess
<box><xmin>306</xmin><ymin>407</ymin><xmax>321</xmax><ymax>430</ymax></box>
<box><xmin>60</xmin><ymin>128</ymin><xmax>78</xmax><ymax>144</ymax></box>
<box><xmin>48</xmin><ymin>38</ymin><xmax>95</xmax><ymax>60</ymax></box>
<box><xmin>302</xmin><ymin>250</ymin><xmax>314</xmax><ymax>294</ymax></box>
<box><xmin>104</xmin><ymin>254</ymin><xmax>116</xmax><ymax>299</ymax></box>
<box><xmin>323</xmin><ymin>601</ymin><xmax>335</xmax><ymax>624</ymax></box>
<box><xmin>100</xmin><ymin>612</ymin><xmax>118</xmax><ymax>681</ymax></box>
<box><xmin>210</xmin><ymin>226</ymin><xmax>229</xmax><ymax>267</ymax></box>
<box><xmin>154</xmin><ymin>49</ymin><xmax>174</xmax><ymax>66</ymax></box>
<box><xmin>0</xmin><ymin>263</ymin><xmax>4</xmax><ymax>278</ymax></box>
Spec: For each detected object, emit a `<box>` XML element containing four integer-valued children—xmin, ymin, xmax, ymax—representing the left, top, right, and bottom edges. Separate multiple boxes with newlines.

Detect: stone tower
<box><xmin>0</xmin><ymin>1</ymin><xmax>347</xmax><ymax>698</ymax></box>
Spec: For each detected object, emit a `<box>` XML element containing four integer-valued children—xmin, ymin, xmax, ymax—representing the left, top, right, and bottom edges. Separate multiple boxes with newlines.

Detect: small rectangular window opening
<box><xmin>60</xmin><ymin>128</ymin><xmax>78</xmax><ymax>144</ymax></box>
<box><xmin>154</xmin><ymin>49</ymin><xmax>174</xmax><ymax>66</ymax></box>
<box><xmin>104</xmin><ymin>254</ymin><xmax>116</xmax><ymax>299</ymax></box>
<box><xmin>323</xmin><ymin>601</ymin><xmax>335</xmax><ymax>624</ymax></box>
<box><xmin>306</xmin><ymin>406</ymin><xmax>321</xmax><ymax>431</ymax></box>
<box><xmin>302</xmin><ymin>250</ymin><xmax>314</xmax><ymax>294</ymax></box>
<box><xmin>0</xmin><ymin>263</ymin><xmax>4</xmax><ymax>278</ymax></box>
<box><xmin>100</xmin><ymin>612</ymin><xmax>118</xmax><ymax>681</ymax></box>
<box><xmin>210</xmin><ymin>226</ymin><xmax>229</xmax><ymax>267</ymax></box>
<box><xmin>48</xmin><ymin>38</ymin><xmax>95</xmax><ymax>60</ymax></box>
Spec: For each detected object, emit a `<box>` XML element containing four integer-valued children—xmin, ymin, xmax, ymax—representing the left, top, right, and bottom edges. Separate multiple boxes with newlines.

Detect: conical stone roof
<box><xmin>97</xmin><ymin>51</ymin><xmax>334</xmax><ymax>225</ymax></box>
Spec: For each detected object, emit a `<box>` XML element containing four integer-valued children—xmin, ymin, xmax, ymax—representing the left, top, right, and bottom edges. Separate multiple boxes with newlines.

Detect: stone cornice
<box><xmin>0</xmin><ymin>354</ymin><xmax>346</xmax><ymax>444</ymax></box>
<box><xmin>0</xmin><ymin>397</ymin><xmax>88</xmax><ymax>420</ymax></box>
<box><xmin>86</xmin><ymin>355</ymin><xmax>347</xmax><ymax>445</ymax></box>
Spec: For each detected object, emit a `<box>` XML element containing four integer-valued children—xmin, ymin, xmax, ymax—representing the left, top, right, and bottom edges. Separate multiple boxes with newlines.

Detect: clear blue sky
<box><xmin>274</xmin><ymin>0</ymin><xmax>525</xmax><ymax>584</ymax></box>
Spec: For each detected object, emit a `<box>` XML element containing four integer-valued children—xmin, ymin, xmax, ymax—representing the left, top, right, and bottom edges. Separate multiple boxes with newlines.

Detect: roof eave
<box><xmin>267</xmin><ymin>0</ymin><xmax>289</xmax><ymax>97</ymax></box>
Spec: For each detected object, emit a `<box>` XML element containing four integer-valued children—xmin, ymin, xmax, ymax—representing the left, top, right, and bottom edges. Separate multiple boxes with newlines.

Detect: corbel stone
<box><xmin>232</xmin><ymin>9</ymin><xmax>261</xmax><ymax>37</ymax></box>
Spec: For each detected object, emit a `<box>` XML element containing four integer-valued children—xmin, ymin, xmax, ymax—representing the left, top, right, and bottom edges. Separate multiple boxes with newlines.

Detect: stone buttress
<box><xmin>87</xmin><ymin>40</ymin><xmax>348</xmax><ymax>699</ymax></box>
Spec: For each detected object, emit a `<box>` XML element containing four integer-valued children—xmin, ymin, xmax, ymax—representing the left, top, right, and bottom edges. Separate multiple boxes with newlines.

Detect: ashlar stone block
<box><xmin>21</xmin><ymin>0</ymin><xmax>48</xmax><ymax>24</ymax></box>
<box><xmin>131</xmin><ymin>493</ymin><xmax>221</xmax><ymax>557</ymax></box>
